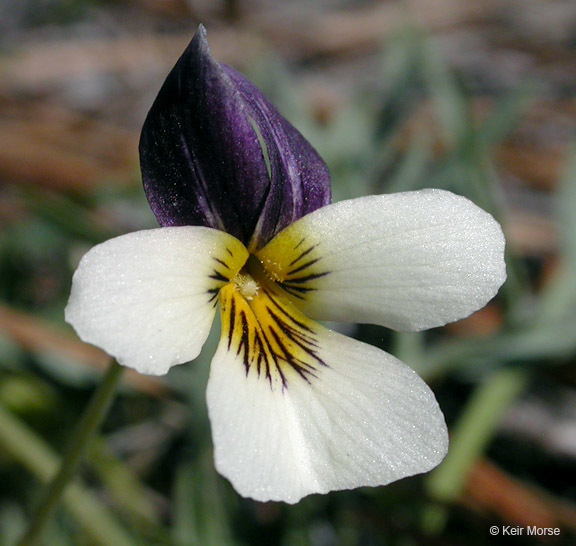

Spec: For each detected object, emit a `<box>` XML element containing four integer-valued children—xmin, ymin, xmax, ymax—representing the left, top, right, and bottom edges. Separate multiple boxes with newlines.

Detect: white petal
<box><xmin>207</xmin><ymin>284</ymin><xmax>447</xmax><ymax>503</ymax></box>
<box><xmin>256</xmin><ymin>189</ymin><xmax>506</xmax><ymax>331</ymax></box>
<box><xmin>65</xmin><ymin>227</ymin><xmax>248</xmax><ymax>375</ymax></box>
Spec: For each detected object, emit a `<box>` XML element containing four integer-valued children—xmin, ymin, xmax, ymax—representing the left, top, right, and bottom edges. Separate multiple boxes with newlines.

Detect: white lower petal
<box><xmin>207</xmin><ymin>284</ymin><xmax>447</xmax><ymax>503</ymax></box>
<box><xmin>256</xmin><ymin>189</ymin><xmax>506</xmax><ymax>331</ymax></box>
<box><xmin>65</xmin><ymin>226</ymin><xmax>247</xmax><ymax>375</ymax></box>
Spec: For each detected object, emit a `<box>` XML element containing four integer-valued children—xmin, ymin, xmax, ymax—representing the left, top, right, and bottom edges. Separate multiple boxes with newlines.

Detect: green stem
<box><xmin>423</xmin><ymin>367</ymin><xmax>530</xmax><ymax>534</ymax></box>
<box><xmin>18</xmin><ymin>359</ymin><xmax>125</xmax><ymax>546</ymax></box>
<box><xmin>0</xmin><ymin>404</ymin><xmax>133</xmax><ymax>545</ymax></box>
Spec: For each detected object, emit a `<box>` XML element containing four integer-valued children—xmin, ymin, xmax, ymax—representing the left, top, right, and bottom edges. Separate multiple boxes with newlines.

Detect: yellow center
<box><xmin>217</xmin><ymin>257</ymin><xmax>325</xmax><ymax>389</ymax></box>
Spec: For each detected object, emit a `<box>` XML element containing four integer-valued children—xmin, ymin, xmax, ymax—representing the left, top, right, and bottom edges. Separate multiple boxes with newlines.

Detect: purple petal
<box><xmin>139</xmin><ymin>26</ymin><xmax>331</xmax><ymax>249</ymax></box>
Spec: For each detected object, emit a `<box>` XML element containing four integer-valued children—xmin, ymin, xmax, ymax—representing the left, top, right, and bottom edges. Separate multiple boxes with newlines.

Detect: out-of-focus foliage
<box><xmin>1</xmin><ymin>1</ymin><xmax>576</xmax><ymax>544</ymax></box>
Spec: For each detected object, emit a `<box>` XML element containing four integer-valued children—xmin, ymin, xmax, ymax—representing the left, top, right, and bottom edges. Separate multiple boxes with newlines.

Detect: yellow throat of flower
<box><xmin>218</xmin><ymin>256</ymin><xmax>325</xmax><ymax>390</ymax></box>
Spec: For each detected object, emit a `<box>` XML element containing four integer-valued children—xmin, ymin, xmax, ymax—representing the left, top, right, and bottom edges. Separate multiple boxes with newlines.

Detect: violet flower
<box><xmin>65</xmin><ymin>26</ymin><xmax>506</xmax><ymax>503</ymax></box>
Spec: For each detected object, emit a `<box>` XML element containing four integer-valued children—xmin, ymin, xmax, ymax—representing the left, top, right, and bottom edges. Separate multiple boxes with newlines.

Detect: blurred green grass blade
<box><xmin>537</xmin><ymin>266</ymin><xmax>576</xmax><ymax>326</ymax></box>
<box><xmin>425</xmin><ymin>317</ymin><xmax>576</xmax><ymax>378</ymax></box>
<box><xmin>33</xmin><ymin>350</ymin><xmax>98</xmax><ymax>387</ymax></box>
<box><xmin>283</xmin><ymin>527</ymin><xmax>310</xmax><ymax>546</ymax></box>
<box><xmin>558</xmin><ymin>147</ymin><xmax>576</xmax><ymax>263</ymax></box>
<box><xmin>173</xmin><ymin>463</ymin><xmax>200</xmax><ymax>546</ymax></box>
<box><xmin>43</xmin><ymin>520</ymin><xmax>76</xmax><ymax>546</ymax></box>
<box><xmin>87</xmin><ymin>438</ymin><xmax>159</xmax><ymax>524</ymax></box>
<box><xmin>0</xmin><ymin>504</ymin><xmax>27</xmax><ymax>546</ymax></box>
<box><xmin>172</xmin><ymin>452</ymin><xmax>235</xmax><ymax>546</ymax></box>
<box><xmin>0</xmin><ymin>334</ymin><xmax>25</xmax><ymax>370</ymax></box>
<box><xmin>392</xmin><ymin>331</ymin><xmax>425</xmax><ymax>374</ymax></box>
<box><xmin>537</xmin><ymin>265</ymin><xmax>576</xmax><ymax>326</ymax></box>
<box><xmin>247</xmin><ymin>54</ymin><xmax>327</xmax><ymax>167</ymax></box>
<box><xmin>384</xmin><ymin>130</ymin><xmax>432</xmax><ymax>193</ymax></box>
<box><xmin>473</xmin><ymin>155</ymin><xmax>530</xmax><ymax>313</ymax></box>
<box><xmin>421</xmin><ymin>41</ymin><xmax>469</xmax><ymax>146</ymax></box>
<box><xmin>379</xmin><ymin>23</ymin><xmax>423</xmax><ymax>91</ymax></box>
<box><xmin>426</xmin><ymin>367</ymin><xmax>529</xmax><ymax>503</ymax></box>
<box><xmin>375</xmin><ymin>24</ymin><xmax>424</xmax><ymax>140</ymax></box>
<box><xmin>371</xmin><ymin>24</ymin><xmax>426</xmax><ymax>194</ymax></box>
<box><xmin>0</xmin><ymin>374</ymin><xmax>57</xmax><ymax>420</ymax></box>
<box><xmin>422</xmin><ymin>83</ymin><xmax>529</xmax><ymax>313</ymax></box>
<box><xmin>498</xmin><ymin>321</ymin><xmax>576</xmax><ymax>359</ymax></box>
<box><xmin>0</xmin><ymin>403</ymin><xmax>135</xmax><ymax>546</ymax></box>
<box><xmin>476</xmin><ymin>82</ymin><xmax>534</xmax><ymax>148</ymax></box>
<box><xmin>22</xmin><ymin>188</ymin><xmax>116</xmax><ymax>244</ymax></box>
<box><xmin>322</xmin><ymin>106</ymin><xmax>374</xmax><ymax>202</ymax></box>
<box><xmin>536</xmin><ymin>148</ymin><xmax>576</xmax><ymax>324</ymax></box>
<box><xmin>248</xmin><ymin>55</ymin><xmax>303</xmax><ymax>124</ymax></box>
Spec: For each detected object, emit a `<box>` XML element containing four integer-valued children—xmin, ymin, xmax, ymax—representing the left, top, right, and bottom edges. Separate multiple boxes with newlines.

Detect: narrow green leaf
<box><xmin>558</xmin><ymin>147</ymin><xmax>576</xmax><ymax>263</ymax></box>
<box><xmin>87</xmin><ymin>438</ymin><xmax>159</xmax><ymax>524</ymax></box>
<box><xmin>426</xmin><ymin>367</ymin><xmax>529</xmax><ymax>503</ymax></box>
<box><xmin>172</xmin><ymin>452</ymin><xmax>235</xmax><ymax>546</ymax></box>
<box><xmin>421</xmin><ymin>43</ymin><xmax>469</xmax><ymax>145</ymax></box>
<box><xmin>384</xmin><ymin>130</ymin><xmax>432</xmax><ymax>193</ymax></box>
<box><xmin>0</xmin><ymin>403</ymin><xmax>135</xmax><ymax>546</ymax></box>
<box><xmin>477</xmin><ymin>82</ymin><xmax>534</xmax><ymax>148</ymax></box>
<box><xmin>536</xmin><ymin>148</ymin><xmax>576</xmax><ymax>324</ymax></box>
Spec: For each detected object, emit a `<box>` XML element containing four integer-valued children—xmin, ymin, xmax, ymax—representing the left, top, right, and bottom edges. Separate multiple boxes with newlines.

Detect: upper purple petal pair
<box><xmin>139</xmin><ymin>26</ymin><xmax>331</xmax><ymax>249</ymax></box>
